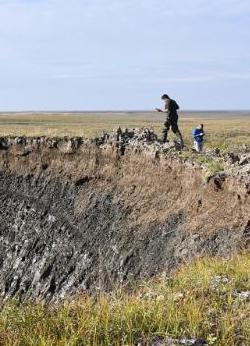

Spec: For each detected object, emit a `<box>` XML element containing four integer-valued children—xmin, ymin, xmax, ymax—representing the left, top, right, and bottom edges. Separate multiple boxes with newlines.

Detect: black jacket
<box><xmin>164</xmin><ymin>99</ymin><xmax>179</xmax><ymax>119</ymax></box>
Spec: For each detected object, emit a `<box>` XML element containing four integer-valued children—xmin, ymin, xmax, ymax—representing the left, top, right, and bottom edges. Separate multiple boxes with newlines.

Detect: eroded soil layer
<box><xmin>0</xmin><ymin>134</ymin><xmax>249</xmax><ymax>302</ymax></box>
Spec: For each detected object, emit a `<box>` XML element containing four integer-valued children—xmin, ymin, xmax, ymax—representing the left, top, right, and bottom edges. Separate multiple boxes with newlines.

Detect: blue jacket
<box><xmin>192</xmin><ymin>128</ymin><xmax>204</xmax><ymax>142</ymax></box>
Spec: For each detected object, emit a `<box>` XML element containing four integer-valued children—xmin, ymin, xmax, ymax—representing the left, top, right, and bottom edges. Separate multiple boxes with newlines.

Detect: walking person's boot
<box><xmin>176</xmin><ymin>131</ymin><xmax>184</xmax><ymax>149</ymax></box>
<box><xmin>162</xmin><ymin>129</ymin><xmax>169</xmax><ymax>143</ymax></box>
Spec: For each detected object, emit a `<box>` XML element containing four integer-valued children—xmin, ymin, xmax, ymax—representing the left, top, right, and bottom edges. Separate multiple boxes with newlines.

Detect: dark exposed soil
<box><xmin>0</xmin><ymin>132</ymin><xmax>249</xmax><ymax>302</ymax></box>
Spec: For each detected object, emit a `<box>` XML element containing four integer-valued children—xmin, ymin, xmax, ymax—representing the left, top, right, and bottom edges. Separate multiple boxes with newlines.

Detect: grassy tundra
<box><xmin>0</xmin><ymin>111</ymin><xmax>250</xmax><ymax>151</ymax></box>
<box><xmin>0</xmin><ymin>254</ymin><xmax>249</xmax><ymax>346</ymax></box>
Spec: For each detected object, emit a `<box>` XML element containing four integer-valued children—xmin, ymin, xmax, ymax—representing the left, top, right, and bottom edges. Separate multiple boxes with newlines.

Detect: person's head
<box><xmin>161</xmin><ymin>94</ymin><xmax>170</xmax><ymax>104</ymax></box>
<box><xmin>198</xmin><ymin>124</ymin><xmax>204</xmax><ymax>130</ymax></box>
<box><xmin>161</xmin><ymin>94</ymin><xmax>170</xmax><ymax>101</ymax></box>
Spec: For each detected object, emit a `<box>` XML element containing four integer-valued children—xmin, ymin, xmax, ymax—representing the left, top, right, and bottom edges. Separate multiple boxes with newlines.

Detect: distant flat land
<box><xmin>0</xmin><ymin>111</ymin><xmax>250</xmax><ymax>150</ymax></box>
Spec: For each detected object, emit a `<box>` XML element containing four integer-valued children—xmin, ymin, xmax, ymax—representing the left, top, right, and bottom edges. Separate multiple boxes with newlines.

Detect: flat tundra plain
<box><xmin>0</xmin><ymin>111</ymin><xmax>250</xmax><ymax>150</ymax></box>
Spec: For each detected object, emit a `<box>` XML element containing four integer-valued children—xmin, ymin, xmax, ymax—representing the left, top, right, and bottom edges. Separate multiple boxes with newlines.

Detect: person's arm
<box><xmin>156</xmin><ymin>109</ymin><xmax>168</xmax><ymax>113</ymax></box>
<box><xmin>155</xmin><ymin>108</ymin><xmax>168</xmax><ymax>113</ymax></box>
<box><xmin>194</xmin><ymin>131</ymin><xmax>204</xmax><ymax>138</ymax></box>
<box><xmin>155</xmin><ymin>99</ymin><xmax>170</xmax><ymax>113</ymax></box>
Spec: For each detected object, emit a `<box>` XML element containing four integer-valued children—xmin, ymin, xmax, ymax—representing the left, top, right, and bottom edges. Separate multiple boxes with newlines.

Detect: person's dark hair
<box><xmin>161</xmin><ymin>94</ymin><xmax>170</xmax><ymax>100</ymax></box>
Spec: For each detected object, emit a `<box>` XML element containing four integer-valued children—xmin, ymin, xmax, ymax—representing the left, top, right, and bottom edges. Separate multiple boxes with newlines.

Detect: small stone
<box><xmin>172</xmin><ymin>292</ymin><xmax>184</xmax><ymax>302</ymax></box>
<box><xmin>234</xmin><ymin>291</ymin><xmax>250</xmax><ymax>301</ymax></box>
<box><xmin>147</xmin><ymin>336</ymin><xmax>208</xmax><ymax>346</ymax></box>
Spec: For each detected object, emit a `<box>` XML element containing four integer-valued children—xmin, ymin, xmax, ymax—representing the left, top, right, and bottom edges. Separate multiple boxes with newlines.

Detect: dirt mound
<box><xmin>0</xmin><ymin>129</ymin><xmax>249</xmax><ymax>302</ymax></box>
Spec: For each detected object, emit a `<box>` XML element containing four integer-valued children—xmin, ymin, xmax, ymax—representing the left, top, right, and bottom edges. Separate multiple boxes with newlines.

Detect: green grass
<box><xmin>180</xmin><ymin>152</ymin><xmax>226</xmax><ymax>175</ymax></box>
<box><xmin>0</xmin><ymin>112</ymin><xmax>250</xmax><ymax>152</ymax></box>
<box><xmin>0</xmin><ymin>253</ymin><xmax>250</xmax><ymax>346</ymax></box>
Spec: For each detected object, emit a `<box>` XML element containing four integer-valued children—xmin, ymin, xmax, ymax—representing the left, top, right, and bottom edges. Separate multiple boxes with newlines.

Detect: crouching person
<box><xmin>192</xmin><ymin>124</ymin><xmax>205</xmax><ymax>152</ymax></box>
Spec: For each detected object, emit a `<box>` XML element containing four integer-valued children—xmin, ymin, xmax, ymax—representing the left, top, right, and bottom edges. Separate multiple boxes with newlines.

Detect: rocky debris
<box><xmin>0</xmin><ymin>128</ymin><xmax>249</xmax><ymax>178</ymax></box>
<box><xmin>239</xmin><ymin>154</ymin><xmax>250</xmax><ymax>166</ymax></box>
<box><xmin>205</xmin><ymin>148</ymin><xmax>221</xmax><ymax>157</ymax></box>
<box><xmin>0</xmin><ymin>128</ymin><xmax>183</xmax><ymax>158</ymax></box>
<box><xmin>139</xmin><ymin>336</ymin><xmax>208</xmax><ymax>346</ymax></box>
<box><xmin>226</xmin><ymin>162</ymin><xmax>250</xmax><ymax>177</ymax></box>
<box><xmin>198</xmin><ymin>146</ymin><xmax>250</xmax><ymax>177</ymax></box>
<box><xmin>101</xmin><ymin>127</ymin><xmax>157</xmax><ymax>144</ymax></box>
<box><xmin>57</xmin><ymin>138</ymin><xmax>80</xmax><ymax>154</ymax></box>
<box><xmin>0</xmin><ymin>136</ymin><xmax>84</xmax><ymax>153</ymax></box>
<box><xmin>209</xmin><ymin>279</ymin><xmax>250</xmax><ymax>301</ymax></box>
<box><xmin>221</xmin><ymin>151</ymin><xmax>250</xmax><ymax>177</ymax></box>
<box><xmin>99</xmin><ymin>127</ymin><xmax>183</xmax><ymax>157</ymax></box>
<box><xmin>238</xmin><ymin>164</ymin><xmax>250</xmax><ymax>175</ymax></box>
<box><xmin>234</xmin><ymin>291</ymin><xmax>250</xmax><ymax>302</ymax></box>
<box><xmin>210</xmin><ymin>276</ymin><xmax>231</xmax><ymax>289</ymax></box>
<box><xmin>224</xmin><ymin>152</ymin><xmax>240</xmax><ymax>164</ymax></box>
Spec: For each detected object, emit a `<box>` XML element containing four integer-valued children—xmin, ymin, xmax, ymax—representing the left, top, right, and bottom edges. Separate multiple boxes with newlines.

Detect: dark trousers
<box><xmin>162</xmin><ymin>117</ymin><xmax>183</xmax><ymax>144</ymax></box>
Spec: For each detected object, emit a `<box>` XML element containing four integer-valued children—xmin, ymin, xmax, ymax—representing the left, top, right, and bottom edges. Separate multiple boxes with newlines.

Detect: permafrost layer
<box><xmin>0</xmin><ymin>128</ymin><xmax>249</xmax><ymax>302</ymax></box>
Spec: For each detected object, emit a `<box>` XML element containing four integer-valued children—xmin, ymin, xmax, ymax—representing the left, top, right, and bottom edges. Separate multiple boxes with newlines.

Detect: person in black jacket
<box><xmin>155</xmin><ymin>94</ymin><xmax>184</xmax><ymax>145</ymax></box>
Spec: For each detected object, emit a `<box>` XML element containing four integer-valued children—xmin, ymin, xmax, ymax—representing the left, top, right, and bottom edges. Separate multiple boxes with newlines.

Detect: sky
<box><xmin>0</xmin><ymin>0</ymin><xmax>249</xmax><ymax>111</ymax></box>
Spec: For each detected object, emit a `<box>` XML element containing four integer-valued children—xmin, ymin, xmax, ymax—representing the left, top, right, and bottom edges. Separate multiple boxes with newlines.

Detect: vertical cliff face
<box><xmin>0</xmin><ymin>132</ymin><xmax>249</xmax><ymax>302</ymax></box>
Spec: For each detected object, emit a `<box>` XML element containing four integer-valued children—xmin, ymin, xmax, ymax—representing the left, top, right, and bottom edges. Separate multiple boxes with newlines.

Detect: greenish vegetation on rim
<box><xmin>0</xmin><ymin>112</ymin><xmax>250</xmax><ymax>151</ymax></box>
<box><xmin>0</xmin><ymin>253</ymin><xmax>249</xmax><ymax>346</ymax></box>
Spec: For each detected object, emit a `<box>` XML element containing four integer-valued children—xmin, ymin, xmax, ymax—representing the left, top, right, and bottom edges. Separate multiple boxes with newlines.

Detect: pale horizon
<box><xmin>0</xmin><ymin>0</ymin><xmax>249</xmax><ymax>111</ymax></box>
<box><xmin>1</xmin><ymin>109</ymin><xmax>250</xmax><ymax>114</ymax></box>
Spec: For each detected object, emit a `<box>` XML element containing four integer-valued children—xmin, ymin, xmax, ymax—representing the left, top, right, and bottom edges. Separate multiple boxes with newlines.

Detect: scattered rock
<box><xmin>141</xmin><ymin>336</ymin><xmax>208</xmax><ymax>346</ymax></box>
<box><xmin>224</xmin><ymin>152</ymin><xmax>240</xmax><ymax>164</ymax></box>
<box><xmin>0</xmin><ymin>130</ymin><xmax>249</xmax><ymax>180</ymax></box>
<box><xmin>234</xmin><ymin>291</ymin><xmax>250</xmax><ymax>302</ymax></box>
<box><xmin>238</xmin><ymin>164</ymin><xmax>250</xmax><ymax>175</ymax></box>
<box><xmin>239</xmin><ymin>154</ymin><xmax>250</xmax><ymax>166</ymax></box>
<box><xmin>172</xmin><ymin>292</ymin><xmax>184</xmax><ymax>302</ymax></box>
<box><xmin>210</xmin><ymin>276</ymin><xmax>231</xmax><ymax>289</ymax></box>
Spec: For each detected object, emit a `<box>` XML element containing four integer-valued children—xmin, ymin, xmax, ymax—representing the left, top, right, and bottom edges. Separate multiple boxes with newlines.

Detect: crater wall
<box><xmin>0</xmin><ymin>131</ymin><xmax>249</xmax><ymax>302</ymax></box>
